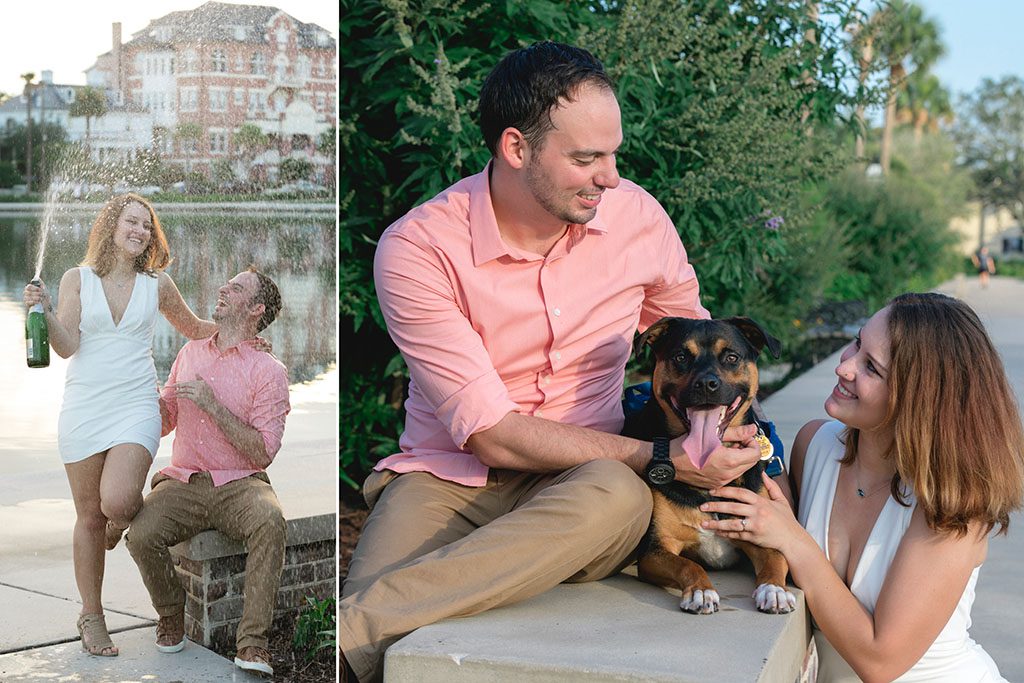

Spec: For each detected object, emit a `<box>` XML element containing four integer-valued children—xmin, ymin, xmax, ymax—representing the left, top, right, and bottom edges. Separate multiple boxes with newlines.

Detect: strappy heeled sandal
<box><xmin>77</xmin><ymin>612</ymin><xmax>118</xmax><ymax>656</ymax></box>
<box><xmin>104</xmin><ymin>521</ymin><xmax>126</xmax><ymax>550</ymax></box>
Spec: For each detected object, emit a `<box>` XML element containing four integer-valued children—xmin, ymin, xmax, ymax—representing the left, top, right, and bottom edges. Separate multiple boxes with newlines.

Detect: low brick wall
<box><xmin>170</xmin><ymin>512</ymin><xmax>335</xmax><ymax>650</ymax></box>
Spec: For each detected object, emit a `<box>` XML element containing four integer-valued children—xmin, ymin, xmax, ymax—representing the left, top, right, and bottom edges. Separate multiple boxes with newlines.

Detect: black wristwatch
<box><xmin>645</xmin><ymin>436</ymin><xmax>675</xmax><ymax>485</ymax></box>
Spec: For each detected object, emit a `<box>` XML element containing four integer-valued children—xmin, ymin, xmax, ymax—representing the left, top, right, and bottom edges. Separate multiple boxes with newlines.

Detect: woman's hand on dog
<box><xmin>672</xmin><ymin>424</ymin><xmax>761</xmax><ymax>489</ymax></box>
<box><xmin>700</xmin><ymin>473</ymin><xmax>805</xmax><ymax>553</ymax></box>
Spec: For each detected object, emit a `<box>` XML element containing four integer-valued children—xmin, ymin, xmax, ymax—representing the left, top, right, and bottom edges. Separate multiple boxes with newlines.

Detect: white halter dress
<box><xmin>798</xmin><ymin>420</ymin><xmax>1006</xmax><ymax>682</ymax></box>
<box><xmin>57</xmin><ymin>266</ymin><xmax>161</xmax><ymax>463</ymax></box>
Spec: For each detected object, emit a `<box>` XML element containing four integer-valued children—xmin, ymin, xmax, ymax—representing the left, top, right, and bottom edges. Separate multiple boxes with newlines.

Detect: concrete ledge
<box><xmin>385</xmin><ymin>569</ymin><xmax>809</xmax><ymax>683</ymax></box>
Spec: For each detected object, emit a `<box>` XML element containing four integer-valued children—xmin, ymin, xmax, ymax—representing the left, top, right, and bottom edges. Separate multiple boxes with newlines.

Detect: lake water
<box><xmin>0</xmin><ymin>207</ymin><xmax>336</xmax><ymax>465</ymax></box>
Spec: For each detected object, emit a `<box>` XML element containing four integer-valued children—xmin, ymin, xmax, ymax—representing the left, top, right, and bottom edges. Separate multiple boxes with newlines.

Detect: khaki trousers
<box><xmin>339</xmin><ymin>459</ymin><xmax>653</xmax><ymax>683</ymax></box>
<box><xmin>125</xmin><ymin>472</ymin><xmax>287</xmax><ymax>651</ymax></box>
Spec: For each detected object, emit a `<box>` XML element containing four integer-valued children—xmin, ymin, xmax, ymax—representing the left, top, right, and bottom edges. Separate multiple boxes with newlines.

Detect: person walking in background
<box><xmin>703</xmin><ymin>293</ymin><xmax>1022</xmax><ymax>681</ymax></box>
<box><xmin>21</xmin><ymin>194</ymin><xmax>217</xmax><ymax>656</ymax></box>
<box><xmin>972</xmin><ymin>246</ymin><xmax>996</xmax><ymax>288</ymax></box>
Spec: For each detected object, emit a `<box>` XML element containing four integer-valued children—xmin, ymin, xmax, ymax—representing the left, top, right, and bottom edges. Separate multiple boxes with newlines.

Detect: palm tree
<box><xmin>896</xmin><ymin>71</ymin><xmax>953</xmax><ymax>143</ymax></box>
<box><xmin>874</xmin><ymin>0</ymin><xmax>944</xmax><ymax>174</ymax></box>
<box><xmin>20</xmin><ymin>72</ymin><xmax>34</xmax><ymax>191</ymax></box>
<box><xmin>69</xmin><ymin>86</ymin><xmax>108</xmax><ymax>156</ymax></box>
<box><xmin>846</xmin><ymin>9</ymin><xmax>879</xmax><ymax>161</ymax></box>
<box><xmin>231</xmin><ymin>123</ymin><xmax>269</xmax><ymax>181</ymax></box>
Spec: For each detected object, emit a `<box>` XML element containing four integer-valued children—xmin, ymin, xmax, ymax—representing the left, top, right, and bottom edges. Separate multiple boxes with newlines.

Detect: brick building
<box><xmin>85</xmin><ymin>1</ymin><xmax>336</xmax><ymax>185</ymax></box>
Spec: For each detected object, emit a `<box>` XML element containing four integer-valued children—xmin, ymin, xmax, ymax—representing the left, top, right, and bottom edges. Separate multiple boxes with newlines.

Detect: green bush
<box><xmin>0</xmin><ymin>161</ymin><xmax>20</xmax><ymax>188</ymax></box>
<box><xmin>339</xmin><ymin>0</ymin><xmax>960</xmax><ymax>492</ymax></box>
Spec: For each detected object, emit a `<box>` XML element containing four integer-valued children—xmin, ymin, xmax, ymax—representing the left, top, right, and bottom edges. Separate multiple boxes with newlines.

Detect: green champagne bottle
<box><xmin>26</xmin><ymin>279</ymin><xmax>50</xmax><ymax>368</ymax></box>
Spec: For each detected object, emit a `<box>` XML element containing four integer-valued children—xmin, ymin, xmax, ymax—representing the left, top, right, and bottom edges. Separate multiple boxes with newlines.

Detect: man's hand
<box><xmin>671</xmin><ymin>423</ymin><xmax>761</xmax><ymax>488</ymax></box>
<box><xmin>166</xmin><ymin>377</ymin><xmax>217</xmax><ymax>414</ymax></box>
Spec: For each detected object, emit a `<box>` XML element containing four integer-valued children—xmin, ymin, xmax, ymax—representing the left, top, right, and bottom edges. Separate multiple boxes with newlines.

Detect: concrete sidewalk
<box><xmin>761</xmin><ymin>275</ymin><xmax>1024</xmax><ymax>680</ymax></box>
<box><xmin>0</xmin><ymin>368</ymin><xmax>337</xmax><ymax>682</ymax></box>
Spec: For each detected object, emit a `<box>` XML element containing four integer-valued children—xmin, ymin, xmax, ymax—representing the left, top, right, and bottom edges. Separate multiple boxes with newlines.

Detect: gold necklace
<box><xmin>854</xmin><ymin>462</ymin><xmax>891</xmax><ymax>499</ymax></box>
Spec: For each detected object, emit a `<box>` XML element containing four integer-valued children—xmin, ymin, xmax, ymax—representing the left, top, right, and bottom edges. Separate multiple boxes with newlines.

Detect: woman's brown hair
<box><xmin>82</xmin><ymin>193</ymin><xmax>171</xmax><ymax>277</ymax></box>
<box><xmin>843</xmin><ymin>292</ymin><xmax>1024</xmax><ymax>536</ymax></box>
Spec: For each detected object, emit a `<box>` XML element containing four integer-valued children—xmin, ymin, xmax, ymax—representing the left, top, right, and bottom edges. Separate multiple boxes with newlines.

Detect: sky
<box><xmin>914</xmin><ymin>0</ymin><xmax>1024</xmax><ymax>99</ymax></box>
<box><xmin>0</xmin><ymin>0</ymin><xmax>337</xmax><ymax>95</ymax></box>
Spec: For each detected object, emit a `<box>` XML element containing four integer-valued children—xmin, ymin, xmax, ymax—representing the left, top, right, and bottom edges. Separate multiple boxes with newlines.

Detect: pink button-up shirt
<box><xmin>160</xmin><ymin>335</ymin><xmax>290</xmax><ymax>486</ymax></box>
<box><xmin>373</xmin><ymin>165</ymin><xmax>709</xmax><ymax>486</ymax></box>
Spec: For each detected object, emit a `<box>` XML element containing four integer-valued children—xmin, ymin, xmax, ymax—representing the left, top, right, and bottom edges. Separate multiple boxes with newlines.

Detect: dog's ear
<box><xmin>722</xmin><ymin>316</ymin><xmax>782</xmax><ymax>359</ymax></box>
<box><xmin>634</xmin><ymin>317</ymin><xmax>674</xmax><ymax>356</ymax></box>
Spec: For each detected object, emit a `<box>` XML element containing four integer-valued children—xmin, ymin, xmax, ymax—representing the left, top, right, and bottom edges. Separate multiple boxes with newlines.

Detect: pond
<box><xmin>0</xmin><ymin>207</ymin><xmax>336</xmax><ymax>464</ymax></box>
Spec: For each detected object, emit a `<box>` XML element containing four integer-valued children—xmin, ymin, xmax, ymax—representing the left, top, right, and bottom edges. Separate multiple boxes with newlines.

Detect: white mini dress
<box><xmin>58</xmin><ymin>266</ymin><xmax>161</xmax><ymax>463</ymax></box>
<box><xmin>799</xmin><ymin>420</ymin><xmax>1006</xmax><ymax>682</ymax></box>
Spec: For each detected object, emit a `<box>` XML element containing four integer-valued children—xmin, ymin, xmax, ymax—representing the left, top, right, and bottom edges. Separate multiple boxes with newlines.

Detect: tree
<box><xmin>21</xmin><ymin>72</ymin><xmax>34</xmax><ymax>190</ymax></box>
<box><xmin>69</xmin><ymin>86</ymin><xmax>108</xmax><ymax>154</ymax></box>
<box><xmin>872</xmin><ymin>0</ymin><xmax>944</xmax><ymax>174</ymax></box>
<box><xmin>896</xmin><ymin>71</ymin><xmax>953</xmax><ymax>143</ymax></box>
<box><xmin>280</xmin><ymin>157</ymin><xmax>313</xmax><ymax>182</ymax></box>
<box><xmin>954</xmin><ymin>76</ymin><xmax>1024</xmax><ymax>231</ymax></box>
<box><xmin>175</xmin><ymin>122</ymin><xmax>203</xmax><ymax>174</ymax></box>
<box><xmin>231</xmin><ymin>123</ymin><xmax>269</xmax><ymax>179</ymax></box>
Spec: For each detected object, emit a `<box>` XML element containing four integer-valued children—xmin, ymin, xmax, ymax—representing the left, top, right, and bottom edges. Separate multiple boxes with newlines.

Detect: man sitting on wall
<box><xmin>126</xmin><ymin>267</ymin><xmax>290</xmax><ymax>676</ymax></box>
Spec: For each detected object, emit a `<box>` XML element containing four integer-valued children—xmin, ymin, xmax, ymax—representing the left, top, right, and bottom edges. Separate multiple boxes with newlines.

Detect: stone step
<box><xmin>385</xmin><ymin>568</ymin><xmax>809</xmax><ymax>683</ymax></box>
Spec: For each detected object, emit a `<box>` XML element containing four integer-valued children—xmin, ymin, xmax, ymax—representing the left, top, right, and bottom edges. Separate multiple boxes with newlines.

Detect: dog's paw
<box><xmin>680</xmin><ymin>589</ymin><xmax>720</xmax><ymax>614</ymax></box>
<box><xmin>753</xmin><ymin>583</ymin><xmax>797</xmax><ymax>614</ymax></box>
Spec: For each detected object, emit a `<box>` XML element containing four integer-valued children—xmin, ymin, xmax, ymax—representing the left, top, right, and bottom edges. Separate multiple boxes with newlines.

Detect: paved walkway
<box><xmin>762</xmin><ymin>274</ymin><xmax>1024</xmax><ymax>680</ymax></box>
<box><xmin>0</xmin><ymin>367</ymin><xmax>337</xmax><ymax>681</ymax></box>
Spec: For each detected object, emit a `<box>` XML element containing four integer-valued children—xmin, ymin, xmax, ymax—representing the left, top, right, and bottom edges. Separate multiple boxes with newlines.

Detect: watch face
<box><xmin>647</xmin><ymin>462</ymin><xmax>675</xmax><ymax>486</ymax></box>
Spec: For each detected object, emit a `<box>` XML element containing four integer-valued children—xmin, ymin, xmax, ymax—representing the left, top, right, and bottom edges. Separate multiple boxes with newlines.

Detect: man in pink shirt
<box><xmin>126</xmin><ymin>267</ymin><xmax>290</xmax><ymax>676</ymax></box>
<box><xmin>341</xmin><ymin>42</ymin><xmax>762</xmax><ymax>682</ymax></box>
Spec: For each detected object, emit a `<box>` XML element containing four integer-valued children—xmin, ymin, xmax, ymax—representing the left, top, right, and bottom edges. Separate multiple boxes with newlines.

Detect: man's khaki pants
<box><xmin>339</xmin><ymin>459</ymin><xmax>653</xmax><ymax>683</ymax></box>
<box><xmin>126</xmin><ymin>472</ymin><xmax>287</xmax><ymax>651</ymax></box>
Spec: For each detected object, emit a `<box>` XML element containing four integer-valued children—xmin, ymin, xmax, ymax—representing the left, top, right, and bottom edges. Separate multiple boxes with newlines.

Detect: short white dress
<box><xmin>58</xmin><ymin>266</ymin><xmax>161</xmax><ymax>463</ymax></box>
<box><xmin>799</xmin><ymin>420</ymin><xmax>1006</xmax><ymax>682</ymax></box>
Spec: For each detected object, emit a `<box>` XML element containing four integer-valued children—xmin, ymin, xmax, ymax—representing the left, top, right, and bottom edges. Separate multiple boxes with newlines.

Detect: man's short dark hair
<box><xmin>246</xmin><ymin>265</ymin><xmax>282</xmax><ymax>332</ymax></box>
<box><xmin>479</xmin><ymin>41</ymin><xmax>614</xmax><ymax>156</ymax></box>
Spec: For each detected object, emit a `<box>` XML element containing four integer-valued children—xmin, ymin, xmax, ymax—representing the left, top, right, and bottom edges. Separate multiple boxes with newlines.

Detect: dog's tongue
<box><xmin>682</xmin><ymin>407</ymin><xmax>723</xmax><ymax>469</ymax></box>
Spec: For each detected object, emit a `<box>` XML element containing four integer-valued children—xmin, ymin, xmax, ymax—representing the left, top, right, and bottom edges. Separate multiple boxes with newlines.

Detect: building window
<box><xmin>234</xmin><ymin>88</ymin><xmax>245</xmax><ymax>106</ymax></box>
<box><xmin>181</xmin><ymin>49</ymin><xmax>199</xmax><ymax>73</ymax></box>
<box><xmin>250</xmin><ymin>52</ymin><xmax>266</xmax><ymax>75</ymax></box>
<box><xmin>275</xmin><ymin>27</ymin><xmax>289</xmax><ymax>49</ymax></box>
<box><xmin>316</xmin><ymin>92</ymin><xmax>326</xmax><ymax>111</ymax></box>
<box><xmin>234</xmin><ymin>26</ymin><xmax>247</xmax><ymax>41</ymax></box>
<box><xmin>211</xmin><ymin>50</ymin><xmax>227</xmax><ymax>73</ymax></box>
<box><xmin>209</xmin><ymin>130</ymin><xmax>228</xmax><ymax>155</ymax></box>
<box><xmin>234</xmin><ymin>55</ymin><xmax>244</xmax><ymax>73</ymax></box>
<box><xmin>248</xmin><ymin>91</ymin><xmax>265</xmax><ymax>115</ymax></box>
<box><xmin>209</xmin><ymin>88</ymin><xmax>228</xmax><ymax>112</ymax></box>
<box><xmin>180</xmin><ymin>88</ymin><xmax>198</xmax><ymax>112</ymax></box>
<box><xmin>298</xmin><ymin>56</ymin><xmax>312</xmax><ymax>79</ymax></box>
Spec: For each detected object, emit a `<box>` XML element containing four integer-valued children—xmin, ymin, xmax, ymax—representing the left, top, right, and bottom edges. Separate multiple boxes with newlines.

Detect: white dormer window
<box><xmin>235</xmin><ymin>26</ymin><xmax>247</xmax><ymax>41</ymax></box>
<box><xmin>155</xmin><ymin>26</ymin><xmax>172</xmax><ymax>42</ymax></box>
<box><xmin>276</xmin><ymin>27</ymin><xmax>289</xmax><ymax>48</ymax></box>
<box><xmin>316</xmin><ymin>31</ymin><xmax>329</xmax><ymax>46</ymax></box>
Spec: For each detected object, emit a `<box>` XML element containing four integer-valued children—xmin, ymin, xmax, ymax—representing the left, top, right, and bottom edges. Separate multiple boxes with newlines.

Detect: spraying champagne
<box><xmin>26</xmin><ymin>279</ymin><xmax>50</xmax><ymax>368</ymax></box>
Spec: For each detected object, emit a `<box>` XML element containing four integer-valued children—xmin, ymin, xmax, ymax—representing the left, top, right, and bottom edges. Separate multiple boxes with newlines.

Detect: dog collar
<box><xmin>645</xmin><ymin>437</ymin><xmax>675</xmax><ymax>486</ymax></box>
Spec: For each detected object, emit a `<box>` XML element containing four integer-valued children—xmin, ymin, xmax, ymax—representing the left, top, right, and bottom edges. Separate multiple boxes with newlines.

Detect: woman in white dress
<box><xmin>701</xmin><ymin>292</ymin><xmax>1023</xmax><ymax>682</ymax></box>
<box><xmin>23</xmin><ymin>194</ymin><xmax>216</xmax><ymax>656</ymax></box>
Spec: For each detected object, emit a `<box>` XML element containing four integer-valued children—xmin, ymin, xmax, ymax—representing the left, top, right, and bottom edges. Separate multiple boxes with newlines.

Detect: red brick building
<box><xmin>86</xmin><ymin>1</ymin><xmax>336</xmax><ymax>185</ymax></box>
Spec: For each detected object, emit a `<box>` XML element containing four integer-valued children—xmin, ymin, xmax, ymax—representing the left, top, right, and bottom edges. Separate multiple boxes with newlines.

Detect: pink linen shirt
<box><xmin>159</xmin><ymin>335</ymin><xmax>290</xmax><ymax>487</ymax></box>
<box><xmin>373</xmin><ymin>164</ymin><xmax>709</xmax><ymax>487</ymax></box>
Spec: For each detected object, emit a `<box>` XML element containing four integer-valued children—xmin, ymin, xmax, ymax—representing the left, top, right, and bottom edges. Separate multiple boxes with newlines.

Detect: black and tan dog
<box><xmin>623</xmin><ymin>316</ymin><xmax>796</xmax><ymax>615</ymax></box>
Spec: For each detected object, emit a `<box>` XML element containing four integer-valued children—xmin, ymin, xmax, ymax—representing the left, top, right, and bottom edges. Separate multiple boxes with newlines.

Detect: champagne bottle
<box><xmin>26</xmin><ymin>279</ymin><xmax>50</xmax><ymax>368</ymax></box>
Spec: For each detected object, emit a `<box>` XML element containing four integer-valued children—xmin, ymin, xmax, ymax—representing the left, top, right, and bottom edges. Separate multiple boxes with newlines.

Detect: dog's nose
<box><xmin>695</xmin><ymin>375</ymin><xmax>721</xmax><ymax>392</ymax></box>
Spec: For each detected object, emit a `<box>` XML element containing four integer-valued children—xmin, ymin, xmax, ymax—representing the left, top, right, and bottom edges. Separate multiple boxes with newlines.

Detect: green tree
<box><xmin>954</xmin><ymin>76</ymin><xmax>1024</xmax><ymax>231</ymax></box>
<box><xmin>20</xmin><ymin>72</ymin><xmax>34</xmax><ymax>190</ymax></box>
<box><xmin>175</xmin><ymin>122</ymin><xmax>203</xmax><ymax>174</ymax></box>
<box><xmin>896</xmin><ymin>71</ymin><xmax>953</xmax><ymax>143</ymax></box>
<box><xmin>873</xmin><ymin>0</ymin><xmax>944</xmax><ymax>174</ymax></box>
<box><xmin>280</xmin><ymin>157</ymin><xmax>314</xmax><ymax>182</ymax></box>
<box><xmin>69</xmin><ymin>86</ymin><xmax>108</xmax><ymax>153</ymax></box>
<box><xmin>232</xmin><ymin>123</ymin><xmax>269</xmax><ymax>179</ymax></box>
